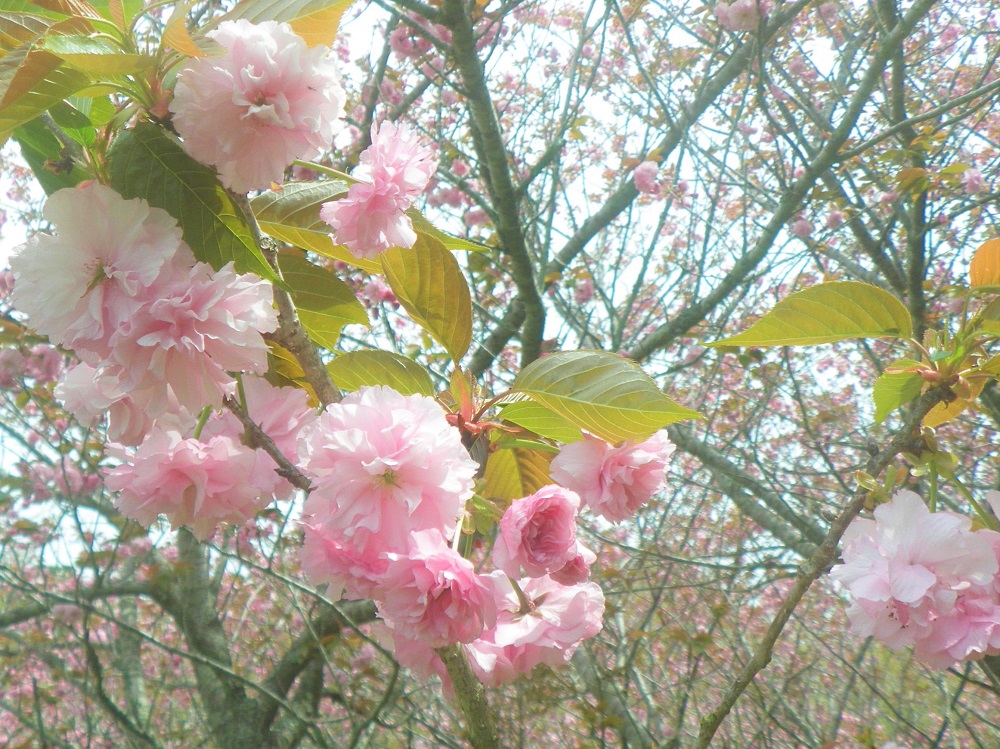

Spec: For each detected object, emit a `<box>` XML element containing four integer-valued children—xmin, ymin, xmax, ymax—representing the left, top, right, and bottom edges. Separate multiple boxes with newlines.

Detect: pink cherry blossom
<box><xmin>466</xmin><ymin>573</ymin><xmax>605</xmax><ymax>686</ymax></box>
<box><xmin>830</xmin><ymin>490</ymin><xmax>1000</xmax><ymax>668</ymax></box>
<box><xmin>104</xmin><ymin>425</ymin><xmax>268</xmax><ymax>540</ymax></box>
<box><xmin>549</xmin><ymin>543</ymin><xmax>597</xmax><ymax>585</ymax></box>
<box><xmin>55</xmin><ymin>363</ymin><xmax>166</xmax><ymax>446</ymax></box>
<box><xmin>492</xmin><ymin>485</ymin><xmax>581</xmax><ymax>578</ymax></box>
<box><xmin>299</xmin><ymin>386</ymin><xmax>477</xmax><ymax>581</ymax></box>
<box><xmin>790</xmin><ymin>217</ymin><xmax>814</xmax><ymax>238</ymax></box>
<box><xmin>320</xmin><ymin>121</ymin><xmax>438</xmax><ymax>259</ymax></box>
<box><xmin>379</xmin><ymin>529</ymin><xmax>495</xmax><ymax>647</ymax></box>
<box><xmin>713</xmin><ymin>0</ymin><xmax>764</xmax><ymax>32</ymax></box>
<box><xmin>960</xmin><ymin>167</ymin><xmax>987</xmax><ymax>195</ymax></box>
<box><xmin>550</xmin><ymin>431</ymin><xmax>675</xmax><ymax>522</ymax></box>
<box><xmin>10</xmin><ymin>183</ymin><xmax>191</xmax><ymax>361</ymax></box>
<box><xmin>109</xmin><ymin>261</ymin><xmax>277</xmax><ymax>414</ymax></box>
<box><xmin>0</xmin><ymin>349</ymin><xmax>25</xmax><ymax>388</ymax></box>
<box><xmin>300</xmin><ymin>523</ymin><xmax>387</xmax><ymax>601</ymax></box>
<box><xmin>169</xmin><ymin>20</ymin><xmax>345</xmax><ymax>193</ymax></box>
<box><xmin>24</xmin><ymin>344</ymin><xmax>64</xmax><ymax>383</ymax></box>
<box><xmin>632</xmin><ymin>160</ymin><xmax>659</xmax><ymax>194</ymax></box>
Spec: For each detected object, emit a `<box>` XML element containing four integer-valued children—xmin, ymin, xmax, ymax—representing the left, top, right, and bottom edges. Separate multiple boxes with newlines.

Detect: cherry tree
<box><xmin>1</xmin><ymin>0</ymin><xmax>1000</xmax><ymax>747</ymax></box>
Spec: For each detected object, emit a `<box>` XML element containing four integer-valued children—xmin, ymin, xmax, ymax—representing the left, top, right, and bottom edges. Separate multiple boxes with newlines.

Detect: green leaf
<box><xmin>0</xmin><ymin>12</ymin><xmax>55</xmax><ymax>54</ymax></box>
<box><xmin>67</xmin><ymin>91</ymin><xmax>112</xmax><ymax>123</ymax></box>
<box><xmin>872</xmin><ymin>361</ymin><xmax>924</xmax><ymax>424</ymax></box>
<box><xmin>248</xmin><ymin>180</ymin><xmax>384</xmax><ymax>270</ymax></box>
<box><xmin>707</xmin><ymin>282</ymin><xmax>913</xmax><ymax>347</ymax></box>
<box><xmin>220</xmin><ymin>0</ymin><xmax>351</xmax><ymax>32</ymax></box>
<box><xmin>12</xmin><ymin>114</ymin><xmax>85</xmax><ymax>192</ymax></box>
<box><xmin>40</xmin><ymin>33</ymin><xmax>151</xmax><ymax>73</ymax></box>
<box><xmin>0</xmin><ymin>43</ymin><xmax>90</xmax><ymax>140</ymax></box>
<box><xmin>381</xmin><ymin>236</ymin><xmax>472</xmax><ymax>362</ymax></box>
<box><xmin>277</xmin><ymin>253</ymin><xmax>367</xmax><ymax>350</ymax></box>
<box><xmin>978</xmin><ymin>297</ymin><xmax>1000</xmax><ymax>336</ymax></box>
<box><xmin>482</xmin><ymin>446</ymin><xmax>553</xmax><ymax>504</ymax></box>
<box><xmin>108</xmin><ymin>122</ymin><xmax>280</xmax><ymax>284</ymax></box>
<box><xmin>410</xmin><ymin>209</ymin><xmax>490</xmax><ymax>253</ymax></box>
<box><xmin>326</xmin><ymin>350</ymin><xmax>435</xmax><ymax>396</ymax></box>
<box><xmin>48</xmin><ymin>98</ymin><xmax>92</xmax><ymax>144</ymax></box>
<box><xmin>88</xmin><ymin>0</ymin><xmax>143</xmax><ymax>28</ymax></box>
<box><xmin>499</xmin><ymin>399</ymin><xmax>584</xmax><ymax>443</ymax></box>
<box><xmin>511</xmin><ymin>351</ymin><xmax>701</xmax><ymax>443</ymax></box>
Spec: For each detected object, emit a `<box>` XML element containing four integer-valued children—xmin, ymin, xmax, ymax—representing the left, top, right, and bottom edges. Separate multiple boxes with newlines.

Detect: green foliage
<box><xmin>708</xmin><ymin>282</ymin><xmax>914</xmax><ymax>347</ymax></box>
<box><xmin>12</xmin><ymin>114</ymin><xmax>85</xmax><ymax>192</ymax></box>
<box><xmin>482</xmin><ymin>445</ymin><xmax>553</xmax><ymax>505</ymax></box>
<box><xmin>108</xmin><ymin>122</ymin><xmax>280</xmax><ymax>285</ymax></box>
<box><xmin>381</xmin><ymin>237</ymin><xmax>473</xmax><ymax>362</ymax></box>
<box><xmin>325</xmin><ymin>350</ymin><xmax>435</xmax><ymax>396</ymax></box>
<box><xmin>250</xmin><ymin>180</ymin><xmax>376</xmax><ymax>268</ymax></box>
<box><xmin>0</xmin><ymin>39</ymin><xmax>91</xmax><ymax>141</ymax></box>
<box><xmin>498</xmin><ymin>399</ymin><xmax>584</xmax><ymax>443</ymax></box>
<box><xmin>510</xmin><ymin>351</ymin><xmax>701</xmax><ymax>444</ymax></box>
<box><xmin>872</xmin><ymin>361</ymin><xmax>924</xmax><ymax>423</ymax></box>
<box><xmin>39</xmin><ymin>33</ymin><xmax>149</xmax><ymax>73</ymax></box>
<box><xmin>277</xmin><ymin>253</ymin><xmax>368</xmax><ymax>350</ymax></box>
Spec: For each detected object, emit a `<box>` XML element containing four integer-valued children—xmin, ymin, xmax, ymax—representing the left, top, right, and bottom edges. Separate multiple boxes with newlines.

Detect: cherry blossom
<box><xmin>379</xmin><ymin>529</ymin><xmax>495</xmax><ymax>647</ymax></box>
<box><xmin>492</xmin><ymin>485</ymin><xmax>582</xmax><ymax>578</ymax></box>
<box><xmin>169</xmin><ymin>20</ymin><xmax>345</xmax><ymax>193</ymax></box>
<box><xmin>713</xmin><ymin>0</ymin><xmax>765</xmax><ymax>31</ymax></box>
<box><xmin>10</xmin><ymin>183</ymin><xmax>191</xmax><ymax>362</ymax></box>
<box><xmin>299</xmin><ymin>386</ymin><xmax>477</xmax><ymax>591</ymax></box>
<box><xmin>960</xmin><ymin>167</ymin><xmax>987</xmax><ymax>195</ymax></box>
<box><xmin>320</xmin><ymin>121</ymin><xmax>437</xmax><ymax>259</ymax></box>
<box><xmin>104</xmin><ymin>425</ymin><xmax>268</xmax><ymax>540</ymax></box>
<box><xmin>466</xmin><ymin>573</ymin><xmax>605</xmax><ymax>686</ymax></box>
<box><xmin>55</xmin><ymin>363</ymin><xmax>166</xmax><ymax>446</ymax></box>
<box><xmin>632</xmin><ymin>160</ymin><xmax>659</xmax><ymax>194</ymax></box>
<box><xmin>550</xmin><ymin>431</ymin><xmax>675</xmax><ymax>522</ymax></box>
<box><xmin>790</xmin><ymin>217</ymin><xmax>814</xmax><ymax>238</ymax></box>
<box><xmin>108</xmin><ymin>261</ymin><xmax>277</xmax><ymax>414</ymax></box>
<box><xmin>831</xmin><ymin>490</ymin><xmax>1000</xmax><ymax>668</ymax></box>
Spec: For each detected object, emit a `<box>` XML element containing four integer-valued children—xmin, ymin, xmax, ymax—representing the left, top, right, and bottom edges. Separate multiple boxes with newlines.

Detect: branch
<box><xmin>440</xmin><ymin>0</ymin><xmax>545</xmax><ymax>368</ymax></box>
<box><xmin>435</xmin><ymin>644</ymin><xmax>499</xmax><ymax>749</ymax></box>
<box><xmin>571</xmin><ymin>646</ymin><xmax>655</xmax><ymax>749</ymax></box>
<box><xmin>695</xmin><ymin>386</ymin><xmax>948</xmax><ymax>748</ymax></box>
<box><xmin>0</xmin><ymin>581</ymin><xmax>153</xmax><ymax>628</ymax></box>
<box><xmin>260</xmin><ymin>600</ymin><xmax>377</xmax><ymax>729</ymax></box>
<box><xmin>668</xmin><ymin>426</ymin><xmax>824</xmax><ymax>556</ymax></box>
<box><xmin>628</xmin><ymin>0</ymin><xmax>939</xmax><ymax>362</ymax></box>
<box><xmin>223</xmin><ymin>395</ymin><xmax>313</xmax><ymax>492</ymax></box>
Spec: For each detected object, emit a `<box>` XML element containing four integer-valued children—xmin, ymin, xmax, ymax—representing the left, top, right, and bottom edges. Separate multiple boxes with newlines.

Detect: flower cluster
<box><xmin>12</xmin><ymin>184</ymin><xmax>277</xmax><ymax>429</ymax></box>
<box><xmin>352</xmin><ymin>426</ymin><xmax>674</xmax><ymax>685</ymax></box>
<box><xmin>169</xmin><ymin>20</ymin><xmax>345</xmax><ymax>193</ymax></box>
<box><xmin>831</xmin><ymin>490</ymin><xmax>1000</xmax><ymax>669</ymax></box>
<box><xmin>320</xmin><ymin>121</ymin><xmax>438</xmax><ymax>259</ymax></box>
<box><xmin>9</xmin><ymin>183</ymin><xmax>298</xmax><ymax>537</ymax></box>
